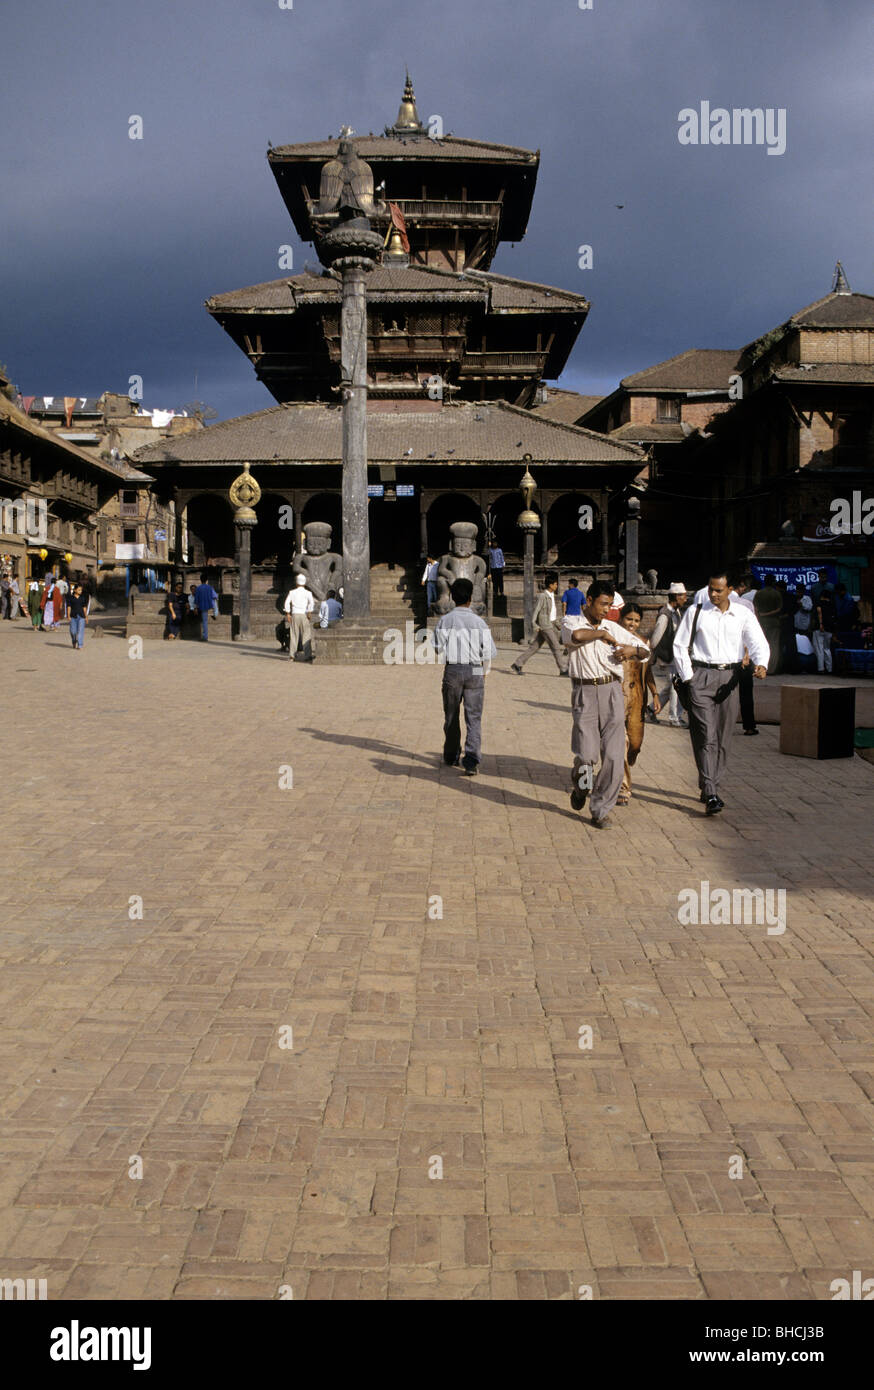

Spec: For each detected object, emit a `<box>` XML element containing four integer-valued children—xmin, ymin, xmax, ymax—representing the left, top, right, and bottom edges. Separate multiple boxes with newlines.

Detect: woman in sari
<box><xmin>40</xmin><ymin>578</ymin><xmax>55</xmax><ymax>629</ymax></box>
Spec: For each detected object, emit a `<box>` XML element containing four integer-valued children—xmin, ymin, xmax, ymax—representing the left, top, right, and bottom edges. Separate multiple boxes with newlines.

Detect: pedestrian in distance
<box><xmin>562</xmin><ymin>579</ymin><xmax>650</xmax><ymax>829</ymax></box>
<box><xmin>673</xmin><ymin>570</ymin><xmax>769</xmax><ymax>816</ymax></box>
<box><xmin>813</xmin><ymin>587</ymin><xmax>836</xmax><ymax>673</ymax></box>
<box><xmin>318</xmin><ymin>589</ymin><xmax>342</xmax><ymax>628</ymax></box>
<box><xmin>731</xmin><ymin>574</ymin><xmax>761</xmax><ymax>735</ymax></box>
<box><xmin>166</xmin><ymin>582</ymin><xmax>186</xmax><ymax>639</ymax></box>
<box><xmin>647</xmin><ymin>582</ymin><xmax>688</xmax><ymax>726</ymax></box>
<box><xmin>421</xmin><ymin>555</ymin><xmax>439</xmax><ymax>613</ymax></box>
<box><xmin>486</xmin><ymin>542</ymin><xmax>505</xmax><ymax>597</ymax></box>
<box><xmin>193</xmin><ymin>572</ymin><xmax>219</xmax><ymax>641</ymax></box>
<box><xmin>27</xmin><ymin>580</ymin><xmax>41</xmax><ymax>629</ymax></box>
<box><xmin>561</xmin><ymin>577</ymin><xmax>583</xmax><ymax>618</ymax></box>
<box><xmin>67</xmin><ymin>583</ymin><xmax>90</xmax><ymax>650</ymax></box>
<box><xmin>9</xmin><ymin>574</ymin><xmax>22</xmax><ymax>619</ymax></box>
<box><xmin>617</xmin><ymin>603</ymin><xmax>660</xmax><ymax>805</ymax></box>
<box><xmin>283</xmin><ymin>573</ymin><xmax>315</xmax><ymax>661</ymax></box>
<box><xmin>511</xmin><ymin>571</ymin><xmax>569</xmax><ymax>677</ymax></box>
<box><xmin>753</xmin><ymin>575</ymin><xmax>782</xmax><ymax>675</ymax></box>
<box><xmin>433</xmin><ymin>576</ymin><xmax>497</xmax><ymax>776</ymax></box>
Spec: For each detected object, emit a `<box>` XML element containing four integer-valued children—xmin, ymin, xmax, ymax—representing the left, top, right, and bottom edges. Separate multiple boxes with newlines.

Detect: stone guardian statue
<box><xmin>434</xmin><ymin>521</ymin><xmax>487</xmax><ymax>615</ymax></box>
<box><xmin>292</xmin><ymin>521</ymin><xmax>344</xmax><ymax>602</ymax></box>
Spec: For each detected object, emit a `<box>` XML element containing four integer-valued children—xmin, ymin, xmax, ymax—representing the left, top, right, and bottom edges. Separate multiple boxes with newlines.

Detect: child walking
<box><xmin>618</xmin><ymin>604</ymin><xmax>659</xmax><ymax>805</ymax></box>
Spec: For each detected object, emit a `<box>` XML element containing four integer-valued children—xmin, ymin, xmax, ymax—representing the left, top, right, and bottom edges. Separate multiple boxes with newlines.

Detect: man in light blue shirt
<box><xmin>433</xmin><ymin>577</ymin><xmax>497</xmax><ymax>776</ymax></box>
<box><xmin>319</xmin><ymin>589</ymin><xmax>343</xmax><ymax>627</ymax></box>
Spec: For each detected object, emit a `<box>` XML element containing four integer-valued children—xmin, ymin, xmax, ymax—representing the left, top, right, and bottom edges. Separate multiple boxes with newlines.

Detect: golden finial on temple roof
<box><xmin>391</xmin><ymin>72</ymin><xmax>425</xmax><ymax>135</ymax></box>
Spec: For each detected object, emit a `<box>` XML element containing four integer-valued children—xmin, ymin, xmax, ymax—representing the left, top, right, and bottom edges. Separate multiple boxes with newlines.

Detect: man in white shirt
<box><xmin>421</xmin><ymin>556</ymin><xmax>439</xmax><ymax>613</ymax></box>
<box><xmin>674</xmin><ymin>570</ymin><xmax>769</xmax><ymax>815</ymax></box>
<box><xmin>562</xmin><ymin>579</ymin><xmax>650</xmax><ymax>828</ymax></box>
<box><xmin>283</xmin><ymin>574</ymin><xmax>315</xmax><ymax>662</ymax></box>
<box><xmin>511</xmin><ymin>572</ymin><xmax>569</xmax><ymax>676</ymax></box>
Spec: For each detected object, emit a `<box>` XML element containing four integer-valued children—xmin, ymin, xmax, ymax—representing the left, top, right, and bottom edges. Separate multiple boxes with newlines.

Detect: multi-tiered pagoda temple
<box><xmin>136</xmin><ymin>79</ymin><xmax>643</xmax><ymax>581</ymax></box>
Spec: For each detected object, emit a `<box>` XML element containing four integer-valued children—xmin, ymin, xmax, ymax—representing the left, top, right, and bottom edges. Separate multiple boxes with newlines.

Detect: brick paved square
<box><xmin>0</xmin><ymin>626</ymin><xmax>872</xmax><ymax>1300</ymax></box>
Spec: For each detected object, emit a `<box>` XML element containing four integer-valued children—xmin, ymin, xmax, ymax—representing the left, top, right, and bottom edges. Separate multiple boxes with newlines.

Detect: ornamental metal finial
<box><xmin>389</xmin><ymin>72</ymin><xmax>425</xmax><ymax>135</ymax></box>
<box><xmin>229</xmin><ymin>461</ymin><xmax>261</xmax><ymax>521</ymax></box>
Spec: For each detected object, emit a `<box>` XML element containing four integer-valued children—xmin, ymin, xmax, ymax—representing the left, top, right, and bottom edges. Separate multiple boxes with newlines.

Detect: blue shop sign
<box><xmin>751</xmin><ymin>562</ymin><xmax>837</xmax><ymax>589</ymax></box>
<box><xmin>367</xmin><ymin>484</ymin><xmax>384</xmax><ymax>498</ymax></box>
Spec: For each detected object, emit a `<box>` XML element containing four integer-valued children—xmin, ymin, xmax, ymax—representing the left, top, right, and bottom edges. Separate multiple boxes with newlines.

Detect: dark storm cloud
<box><xmin>2</xmin><ymin>0</ymin><xmax>872</xmax><ymax>418</ymax></box>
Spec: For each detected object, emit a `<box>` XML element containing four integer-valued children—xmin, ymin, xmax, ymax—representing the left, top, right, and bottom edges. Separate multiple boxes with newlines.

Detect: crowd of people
<box><xmin>0</xmin><ymin>565</ymin><xmax>92</xmax><ymax>648</ymax></box>
<box><xmin>748</xmin><ymin>569</ymin><xmax>866</xmax><ymax>675</ymax></box>
<box><xmin>433</xmin><ymin>567</ymin><xmax>793</xmax><ymax>827</ymax></box>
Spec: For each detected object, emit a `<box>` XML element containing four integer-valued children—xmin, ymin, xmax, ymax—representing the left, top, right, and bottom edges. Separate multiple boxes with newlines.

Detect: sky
<box><xmin>2</xmin><ymin>0</ymin><xmax>872</xmax><ymax>421</ymax></box>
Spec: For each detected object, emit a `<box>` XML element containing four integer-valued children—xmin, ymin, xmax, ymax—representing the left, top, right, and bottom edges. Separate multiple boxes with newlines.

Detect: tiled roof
<box><xmin>528</xmin><ymin>389</ymin><xmax>603</xmax><ymax>424</ymax></box>
<box><xmin>133</xmin><ymin>400</ymin><xmax>644</xmax><ymax>469</ymax></box>
<box><xmin>206</xmin><ymin>265</ymin><xmax>587</xmax><ymax>314</ymax></box>
<box><xmin>609</xmin><ymin>421</ymin><xmax>688</xmax><ymax>443</ymax></box>
<box><xmin>621</xmin><ymin>349</ymin><xmax>741</xmax><ymax>391</ymax></box>
<box><xmin>0</xmin><ymin>395</ymin><xmax>132</xmax><ymax>480</ymax></box>
<box><xmin>773</xmin><ymin>364</ymin><xmax>874</xmax><ymax>385</ymax></box>
<box><xmin>268</xmin><ymin>134</ymin><xmax>538</xmax><ymax>164</ymax></box>
<box><xmin>790</xmin><ymin>291</ymin><xmax>874</xmax><ymax>328</ymax></box>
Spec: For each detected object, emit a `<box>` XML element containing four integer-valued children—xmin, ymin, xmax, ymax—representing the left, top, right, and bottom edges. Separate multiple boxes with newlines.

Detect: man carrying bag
<box><xmin>673</xmin><ymin>571</ymin><xmax>769</xmax><ymax>815</ymax></box>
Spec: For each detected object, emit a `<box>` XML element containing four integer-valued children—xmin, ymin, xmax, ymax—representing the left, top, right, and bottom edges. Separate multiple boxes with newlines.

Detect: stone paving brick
<box><xmin>1</xmin><ymin>628</ymin><xmax>872</xmax><ymax>1299</ymax></box>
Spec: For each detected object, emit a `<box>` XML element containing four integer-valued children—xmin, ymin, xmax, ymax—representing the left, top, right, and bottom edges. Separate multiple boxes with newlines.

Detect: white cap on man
<box><xmin>668</xmin><ymin>582</ymin><xmax>687</xmax><ymax>595</ymax></box>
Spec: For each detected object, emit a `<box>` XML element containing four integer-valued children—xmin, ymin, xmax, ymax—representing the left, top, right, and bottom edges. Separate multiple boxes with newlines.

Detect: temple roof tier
<box><xmin>134</xmin><ymin>399</ymin><xmax>645</xmax><ymax>470</ymax></box>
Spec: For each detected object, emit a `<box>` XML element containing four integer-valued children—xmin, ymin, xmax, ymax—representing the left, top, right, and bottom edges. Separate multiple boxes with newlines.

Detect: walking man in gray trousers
<box><xmin>434</xmin><ymin>577</ymin><xmax>497</xmax><ymax>776</ymax></box>
<box><xmin>673</xmin><ymin>570</ymin><xmax>769</xmax><ymax>815</ymax></box>
<box><xmin>511</xmin><ymin>571</ymin><xmax>569</xmax><ymax>676</ymax></box>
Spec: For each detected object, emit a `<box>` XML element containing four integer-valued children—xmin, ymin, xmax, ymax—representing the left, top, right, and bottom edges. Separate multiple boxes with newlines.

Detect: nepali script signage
<box><xmin>750</xmin><ymin>563</ymin><xmax>837</xmax><ymax>590</ymax></box>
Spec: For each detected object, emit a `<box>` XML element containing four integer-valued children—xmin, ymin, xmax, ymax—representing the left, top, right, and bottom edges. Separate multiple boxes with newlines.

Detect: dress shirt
<box><xmin>421</xmin><ymin>560</ymin><xmax>438</xmax><ymax>584</ymax></box>
<box><xmin>284</xmin><ymin>587</ymin><xmax>314</xmax><ymax>615</ymax></box>
<box><xmin>433</xmin><ymin>607</ymin><xmax>497</xmax><ymax>667</ymax></box>
<box><xmin>561</xmin><ymin>614</ymin><xmax>649</xmax><ymax>681</ymax></box>
<box><xmin>487</xmin><ymin>547</ymin><xmax>505</xmax><ymax>568</ymax></box>
<box><xmin>673</xmin><ymin>598</ymin><xmax>769</xmax><ymax>681</ymax></box>
<box><xmin>546</xmin><ymin>590</ymin><xmax>556</xmax><ymax>623</ymax></box>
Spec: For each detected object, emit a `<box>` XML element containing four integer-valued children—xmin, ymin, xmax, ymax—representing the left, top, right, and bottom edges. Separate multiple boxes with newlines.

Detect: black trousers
<box><xmin>738</xmin><ymin>663</ymin><xmax>757</xmax><ymax>731</ymax></box>
<box><xmin>490</xmin><ymin>568</ymin><xmax>504</xmax><ymax>596</ymax></box>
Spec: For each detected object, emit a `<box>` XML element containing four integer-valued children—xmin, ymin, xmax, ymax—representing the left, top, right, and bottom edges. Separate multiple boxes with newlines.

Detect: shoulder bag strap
<box><xmin>687</xmin><ymin>603</ymin><xmax>703</xmax><ymax>658</ymax></box>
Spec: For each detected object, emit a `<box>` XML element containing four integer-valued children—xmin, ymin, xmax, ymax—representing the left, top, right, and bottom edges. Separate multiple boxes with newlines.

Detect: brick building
<box><xmin>579</xmin><ymin>268</ymin><xmax>874</xmax><ymax>595</ymax></box>
<box><xmin>15</xmin><ymin>391</ymin><xmax>203</xmax><ymax>598</ymax></box>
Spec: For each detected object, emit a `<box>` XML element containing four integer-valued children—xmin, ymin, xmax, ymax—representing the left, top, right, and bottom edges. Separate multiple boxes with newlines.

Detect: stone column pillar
<box><xmin>523</xmin><ymin>530</ymin><xmax>536</xmax><ymax>641</ymax></box>
<box><xmin>419</xmin><ymin>492</ymin><xmax>429</xmax><ymax>557</ymax></box>
<box><xmin>624</xmin><ymin>496</ymin><xmax>640</xmax><ymax>592</ymax></box>
<box><xmin>540</xmin><ymin>506</ymin><xmax>549</xmax><ymax>566</ymax></box>
<box><xmin>600</xmin><ymin>494</ymin><xmax>609</xmax><ymax>565</ymax></box>
<box><xmin>339</xmin><ymin>263</ymin><xmax>371</xmax><ymax>619</ymax></box>
<box><xmin>235</xmin><ymin>517</ymin><xmax>255</xmax><ymax>640</ymax></box>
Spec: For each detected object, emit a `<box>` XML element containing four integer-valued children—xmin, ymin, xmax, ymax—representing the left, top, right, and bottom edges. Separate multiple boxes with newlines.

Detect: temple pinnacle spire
<box><xmin>389</xmin><ymin>72</ymin><xmax>425</xmax><ymax>135</ymax></box>
<box><xmin>832</xmin><ymin>260</ymin><xmax>851</xmax><ymax>294</ymax></box>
